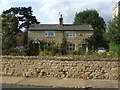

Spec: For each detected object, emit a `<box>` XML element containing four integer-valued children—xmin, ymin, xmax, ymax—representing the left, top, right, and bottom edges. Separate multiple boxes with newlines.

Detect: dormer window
<box><xmin>45</xmin><ymin>31</ymin><xmax>55</xmax><ymax>37</ymax></box>
<box><xmin>66</xmin><ymin>31</ymin><xmax>76</xmax><ymax>37</ymax></box>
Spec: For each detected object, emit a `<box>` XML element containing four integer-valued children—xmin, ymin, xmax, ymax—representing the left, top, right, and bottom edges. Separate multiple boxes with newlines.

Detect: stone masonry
<box><xmin>1</xmin><ymin>56</ymin><xmax>119</xmax><ymax>80</ymax></box>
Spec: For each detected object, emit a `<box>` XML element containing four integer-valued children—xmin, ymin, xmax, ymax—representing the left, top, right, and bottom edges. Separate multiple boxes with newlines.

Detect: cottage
<box><xmin>28</xmin><ymin>14</ymin><xmax>93</xmax><ymax>53</ymax></box>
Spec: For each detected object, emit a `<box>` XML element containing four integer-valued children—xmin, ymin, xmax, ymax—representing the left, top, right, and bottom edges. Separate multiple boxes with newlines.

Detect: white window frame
<box><xmin>67</xmin><ymin>43</ymin><xmax>76</xmax><ymax>50</ymax></box>
<box><xmin>45</xmin><ymin>31</ymin><xmax>55</xmax><ymax>37</ymax></box>
<box><xmin>66</xmin><ymin>31</ymin><xmax>76</xmax><ymax>37</ymax></box>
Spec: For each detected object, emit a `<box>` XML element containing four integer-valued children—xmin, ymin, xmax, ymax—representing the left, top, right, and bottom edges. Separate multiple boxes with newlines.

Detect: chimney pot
<box><xmin>59</xmin><ymin>14</ymin><xmax>63</xmax><ymax>25</ymax></box>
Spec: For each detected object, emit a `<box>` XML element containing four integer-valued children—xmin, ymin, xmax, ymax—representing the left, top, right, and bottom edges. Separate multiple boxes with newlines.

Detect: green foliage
<box><xmin>2</xmin><ymin>7</ymin><xmax>40</xmax><ymax>49</ymax></box>
<box><xmin>68</xmin><ymin>50</ymin><xmax>79</xmax><ymax>55</ymax></box>
<box><xmin>23</xmin><ymin>29</ymin><xmax>28</xmax><ymax>45</ymax></box>
<box><xmin>107</xmin><ymin>14</ymin><xmax>120</xmax><ymax>57</ymax></box>
<box><xmin>3</xmin><ymin>48</ymin><xmax>26</xmax><ymax>56</ymax></box>
<box><xmin>7</xmin><ymin>48</ymin><xmax>19</xmax><ymax>53</ymax></box>
<box><xmin>2</xmin><ymin>14</ymin><xmax>19</xmax><ymax>50</ymax></box>
<box><xmin>0</xmin><ymin>15</ymin><xmax>2</xmax><ymax>29</ymax></box>
<box><xmin>109</xmin><ymin>42</ymin><xmax>120</xmax><ymax>56</ymax></box>
<box><xmin>83</xmin><ymin>51</ymin><xmax>117</xmax><ymax>57</ymax></box>
<box><xmin>73</xmin><ymin>9</ymin><xmax>108</xmax><ymax>49</ymax></box>
<box><xmin>45</xmin><ymin>45</ymin><xmax>59</xmax><ymax>54</ymax></box>
<box><xmin>27</xmin><ymin>40</ymin><xmax>37</xmax><ymax>56</ymax></box>
<box><xmin>107</xmin><ymin>14</ymin><xmax>120</xmax><ymax>44</ymax></box>
<box><xmin>78</xmin><ymin>47</ymin><xmax>85</xmax><ymax>55</ymax></box>
<box><xmin>38</xmin><ymin>41</ymin><xmax>118</xmax><ymax>57</ymax></box>
<box><xmin>85</xmin><ymin>51</ymin><xmax>93</xmax><ymax>55</ymax></box>
<box><xmin>59</xmin><ymin>37</ymin><xmax>67</xmax><ymax>55</ymax></box>
<box><xmin>11</xmin><ymin>50</ymin><xmax>26</xmax><ymax>56</ymax></box>
<box><xmin>2</xmin><ymin>7</ymin><xmax>40</xmax><ymax>29</ymax></box>
<box><xmin>38</xmin><ymin>39</ymin><xmax>67</xmax><ymax>56</ymax></box>
<box><xmin>2</xmin><ymin>14</ymin><xmax>20</xmax><ymax>34</ymax></box>
<box><xmin>39</xmin><ymin>51</ymin><xmax>55</xmax><ymax>56</ymax></box>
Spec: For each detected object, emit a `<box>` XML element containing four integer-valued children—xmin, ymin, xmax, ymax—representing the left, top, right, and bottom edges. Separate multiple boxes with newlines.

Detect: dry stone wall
<box><xmin>1</xmin><ymin>56</ymin><xmax>119</xmax><ymax>80</ymax></box>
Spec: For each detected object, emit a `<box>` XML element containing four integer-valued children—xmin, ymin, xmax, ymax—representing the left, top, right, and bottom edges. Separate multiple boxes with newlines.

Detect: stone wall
<box><xmin>1</xmin><ymin>56</ymin><xmax>119</xmax><ymax>80</ymax></box>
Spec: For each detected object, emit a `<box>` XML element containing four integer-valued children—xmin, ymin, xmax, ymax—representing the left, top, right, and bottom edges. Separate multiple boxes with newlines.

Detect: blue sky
<box><xmin>0</xmin><ymin>0</ymin><xmax>119</xmax><ymax>24</ymax></box>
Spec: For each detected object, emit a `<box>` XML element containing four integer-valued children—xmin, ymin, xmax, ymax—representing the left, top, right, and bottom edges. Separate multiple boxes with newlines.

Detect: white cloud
<box><xmin>38</xmin><ymin>1</ymin><xmax>118</xmax><ymax>24</ymax></box>
<box><xmin>0</xmin><ymin>0</ymin><xmax>119</xmax><ymax>24</ymax></box>
<box><xmin>0</xmin><ymin>0</ymin><xmax>11</xmax><ymax>14</ymax></box>
<box><xmin>8</xmin><ymin>0</ymin><xmax>117</xmax><ymax>2</ymax></box>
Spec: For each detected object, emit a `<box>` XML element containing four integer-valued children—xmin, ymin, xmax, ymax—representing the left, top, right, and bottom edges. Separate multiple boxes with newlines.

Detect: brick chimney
<box><xmin>59</xmin><ymin>14</ymin><xmax>63</xmax><ymax>25</ymax></box>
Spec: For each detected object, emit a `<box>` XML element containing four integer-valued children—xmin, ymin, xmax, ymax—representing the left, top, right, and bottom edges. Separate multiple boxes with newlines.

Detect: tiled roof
<box><xmin>28</xmin><ymin>24</ymin><xmax>94</xmax><ymax>31</ymax></box>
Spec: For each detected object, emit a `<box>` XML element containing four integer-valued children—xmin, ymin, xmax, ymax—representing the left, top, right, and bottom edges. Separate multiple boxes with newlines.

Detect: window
<box><xmin>45</xmin><ymin>31</ymin><xmax>55</xmax><ymax>37</ymax></box>
<box><xmin>66</xmin><ymin>31</ymin><xmax>76</xmax><ymax>37</ymax></box>
<box><xmin>67</xmin><ymin>43</ymin><xmax>76</xmax><ymax>50</ymax></box>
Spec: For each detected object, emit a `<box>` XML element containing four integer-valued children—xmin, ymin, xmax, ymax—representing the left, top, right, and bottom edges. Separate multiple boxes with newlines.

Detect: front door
<box><xmin>82</xmin><ymin>44</ymin><xmax>87</xmax><ymax>53</ymax></box>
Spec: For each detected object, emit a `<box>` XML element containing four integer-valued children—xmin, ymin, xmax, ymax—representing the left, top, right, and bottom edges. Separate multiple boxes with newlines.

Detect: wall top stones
<box><xmin>1</xmin><ymin>55</ymin><xmax>119</xmax><ymax>61</ymax></box>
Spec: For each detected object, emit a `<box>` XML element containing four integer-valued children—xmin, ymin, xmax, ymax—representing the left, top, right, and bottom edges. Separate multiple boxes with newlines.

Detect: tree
<box><xmin>107</xmin><ymin>14</ymin><xmax>120</xmax><ymax>56</ymax></box>
<box><xmin>2</xmin><ymin>14</ymin><xmax>19</xmax><ymax>51</ymax></box>
<box><xmin>23</xmin><ymin>29</ymin><xmax>28</xmax><ymax>45</ymax></box>
<box><xmin>2</xmin><ymin>7</ymin><xmax>40</xmax><ymax>46</ymax></box>
<box><xmin>73</xmin><ymin>9</ymin><xmax>108</xmax><ymax>49</ymax></box>
<box><xmin>2</xmin><ymin>7</ymin><xmax>40</xmax><ymax>29</ymax></box>
<box><xmin>107</xmin><ymin>14</ymin><xmax>120</xmax><ymax>44</ymax></box>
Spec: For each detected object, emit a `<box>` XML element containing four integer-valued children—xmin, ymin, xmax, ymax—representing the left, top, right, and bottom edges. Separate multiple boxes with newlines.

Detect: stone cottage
<box><xmin>28</xmin><ymin>14</ymin><xmax>93</xmax><ymax>52</ymax></box>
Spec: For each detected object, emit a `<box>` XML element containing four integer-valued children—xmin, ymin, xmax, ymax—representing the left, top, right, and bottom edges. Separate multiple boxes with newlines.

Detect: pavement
<box><xmin>0</xmin><ymin>76</ymin><xmax>119</xmax><ymax>88</ymax></box>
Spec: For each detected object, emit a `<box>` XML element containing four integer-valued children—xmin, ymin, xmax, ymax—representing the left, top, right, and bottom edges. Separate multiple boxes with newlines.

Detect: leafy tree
<box><xmin>2</xmin><ymin>14</ymin><xmax>19</xmax><ymax>51</ymax></box>
<box><xmin>3</xmin><ymin>7</ymin><xmax>40</xmax><ymax>44</ymax></box>
<box><xmin>73</xmin><ymin>9</ymin><xmax>108</xmax><ymax>49</ymax></box>
<box><xmin>2</xmin><ymin>7</ymin><xmax>40</xmax><ymax>29</ymax></box>
<box><xmin>0</xmin><ymin>15</ymin><xmax>2</xmax><ymax>55</ymax></box>
<box><xmin>107</xmin><ymin>14</ymin><xmax>120</xmax><ymax>56</ymax></box>
<box><xmin>23</xmin><ymin>29</ymin><xmax>28</xmax><ymax>45</ymax></box>
<box><xmin>107</xmin><ymin>14</ymin><xmax>120</xmax><ymax>44</ymax></box>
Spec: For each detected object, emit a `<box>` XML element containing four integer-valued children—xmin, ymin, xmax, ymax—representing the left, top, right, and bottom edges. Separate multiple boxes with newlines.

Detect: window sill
<box><xmin>45</xmin><ymin>36</ymin><xmax>55</xmax><ymax>38</ymax></box>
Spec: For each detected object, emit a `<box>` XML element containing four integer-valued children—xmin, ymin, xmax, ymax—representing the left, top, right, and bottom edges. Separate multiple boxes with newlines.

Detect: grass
<box><xmin>39</xmin><ymin>51</ymin><xmax>119</xmax><ymax>58</ymax></box>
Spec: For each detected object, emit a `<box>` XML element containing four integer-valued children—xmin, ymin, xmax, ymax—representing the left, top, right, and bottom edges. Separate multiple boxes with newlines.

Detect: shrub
<box><xmin>90</xmin><ymin>52</ymin><xmax>101</xmax><ymax>57</ymax></box>
<box><xmin>10</xmin><ymin>50</ymin><xmax>26</xmax><ymax>56</ymax></box>
<box><xmin>39</xmin><ymin>51</ymin><xmax>55</xmax><ymax>56</ymax></box>
<box><xmin>3</xmin><ymin>48</ymin><xmax>18</xmax><ymax>55</ymax></box>
<box><xmin>68</xmin><ymin>50</ymin><xmax>79</xmax><ymax>55</ymax></box>
<box><xmin>109</xmin><ymin>42</ymin><xmax>120</xmax><ymax>56</ymax></box>
<box><xmin>85</xmin><ymin>51</ymin><xmax>93</xmax><ymax>55</ymax></box>
<box><xmin>8</xmin><ymin>48</ymin><xmax>19</xmax><ymax>53</ymax></box>
<box><xmin>99</xmin><ymin>52</ymin><xmax>107</xmax><ymax>57</ymax></box>
<box><xmin>78</xmin><ymin>48</ymin><xmax>84</xmax><ymax>55</ymax></box>
<box><xmin>4</xmin><ymin>48</ymin><xmax>27</xmax><ymax>56</ymax></box>
<box><xmin>106</xmin><ymin>51</ymin><xmax>118</xmax><ymax>57</ymax></box>
<box><xmin>46</xmin><ymin>45</ymin><xmax>59</xmax><ymax>53</ymax></box>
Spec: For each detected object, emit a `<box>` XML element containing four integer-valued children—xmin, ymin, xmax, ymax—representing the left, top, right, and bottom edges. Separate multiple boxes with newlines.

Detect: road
<box><xmin>2</xmin><ymin>84</ymin><xmax>52</xmax><ymax>88</ymax></box>
<box><xmin>1</xmin><ymin>84</ymin><xmax>93</xmax><ymax>89</ymax></box>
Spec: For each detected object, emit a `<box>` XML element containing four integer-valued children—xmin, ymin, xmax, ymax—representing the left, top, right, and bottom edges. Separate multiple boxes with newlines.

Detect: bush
<box><xmin>3</xmin><ymin>48</ymin><xmax>18</xmax><ymax>55</ymax></box>
<box><xmin>5</xmin><ymin>48</ymin><xmax>27</xmax><ymax>56</ymax></box>
<box><xmin>46</xmin><ymin>45</ymin><xmax>59</xmax><ymax>53</ymax></box>
<box><xmin>8</xmin><ymin>48</ymin><xmax>19</xmax><ymax>53</ymax></box>
<box><xmin>106</xmin><ymin>51</ymin><xmax>118</xmax><ymax>57</ymax></box>
<box><xmin>109</xmin><ymin>42</ymin><xmax>120</xmax><ymax>56</ymax></box>
<box><xmin>99</xmin><ymin>52</ymin><xmax>107</xmax><ymax>57</ymax></box>
<box><xmin>78</xmin><ymin>48</ymin><xmax>84</xmax><ymax>55</ymax></box>
<box><xmin>39</xmin><ymin>51</ymin><xmax>55</xmax><ymax>56</ymax></box>
<box><xmin>85</xmin><ymin>51</ymin><xmax>93</xmax><ymax>55</ymax></box>
<box><xmin>11</xmin><ymin>50</ymin><xmax>26</xmax><ymax>56</ymax></box>
<box><xmin>68</xmin><ymin>50</ymin><xmax>79</xmax><ymax>55</ymax></box>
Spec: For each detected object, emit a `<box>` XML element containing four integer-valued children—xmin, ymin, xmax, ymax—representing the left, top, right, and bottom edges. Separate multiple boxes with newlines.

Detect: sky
<box><xmin>0</xmin><ymin>0</ymin><xmax>119</xmax><ymax>25</ymax></box>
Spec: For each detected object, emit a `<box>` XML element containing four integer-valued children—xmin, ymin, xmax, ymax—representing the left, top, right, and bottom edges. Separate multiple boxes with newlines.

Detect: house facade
<box><xmin>112</xmin><ymin>1</ymin><xmax>120</xmax><ymax>18</ymax></box>
<box><xmin>28</xmin><ymin>15</ymin><xmax>93</xmax><ymax>52</ymax></box>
